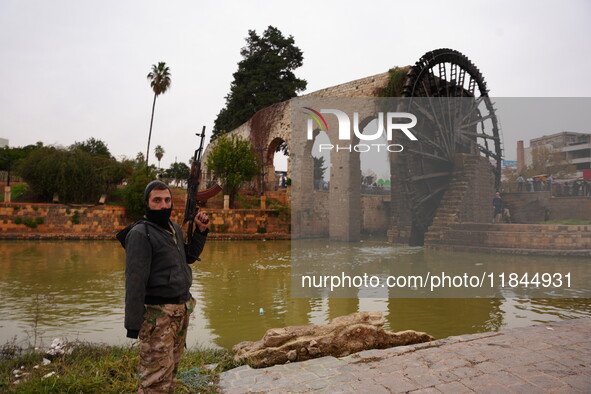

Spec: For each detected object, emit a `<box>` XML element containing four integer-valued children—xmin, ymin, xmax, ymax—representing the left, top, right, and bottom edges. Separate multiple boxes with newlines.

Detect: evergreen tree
<box><xmin>212</xmin><ymin>26</ymin><xmax>306</xmax><ymax>139</ymax></box>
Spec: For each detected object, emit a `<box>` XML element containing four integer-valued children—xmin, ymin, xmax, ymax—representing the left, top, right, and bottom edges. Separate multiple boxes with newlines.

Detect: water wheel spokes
<box><xmin>396</xmin><ymin>48</ymin><xmax>503</xmax><ymax>245</ymax></box>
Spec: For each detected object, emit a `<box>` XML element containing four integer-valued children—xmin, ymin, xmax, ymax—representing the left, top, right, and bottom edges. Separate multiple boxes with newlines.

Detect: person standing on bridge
<box><xmin>121</xmin><ymin>180</ymin><xmax>210</xmax><ymax>393</ymax></box>
<box><xmin>492</xmin><ymin>191</ymin><xmax>503</xmax><ymax>223</ymax></box>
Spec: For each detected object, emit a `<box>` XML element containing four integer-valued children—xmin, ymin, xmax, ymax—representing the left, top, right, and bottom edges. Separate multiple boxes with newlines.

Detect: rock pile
<box><xmin>233</xmin><ymin>312</ymin><xmax>433</xmax><ymax>368</ymax></box>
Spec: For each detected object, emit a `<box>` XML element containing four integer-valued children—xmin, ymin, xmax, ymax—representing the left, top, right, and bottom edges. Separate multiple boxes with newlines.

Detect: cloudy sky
<box><xmin>1</xmin><ymin>0</ymin><xmax>590</xmax><ymax>170</ymax></box>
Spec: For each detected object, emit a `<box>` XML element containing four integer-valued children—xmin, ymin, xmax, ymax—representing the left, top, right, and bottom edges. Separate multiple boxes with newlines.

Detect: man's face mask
<box><xmin>146</xmin><ymin>189</ymin><xmax>173</xmax><ymax>228</ymax></box>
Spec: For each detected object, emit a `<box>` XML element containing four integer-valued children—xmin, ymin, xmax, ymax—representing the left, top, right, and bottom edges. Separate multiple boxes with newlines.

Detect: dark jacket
<box><xmin>124</xmin><ymin>220</ymin><xmax>207</xmax><ymax>337</ymax></box>
<box><xmin>492</xmin><ymin>197</ymin><xmax>503</xmax><ymax>213</ymax></box>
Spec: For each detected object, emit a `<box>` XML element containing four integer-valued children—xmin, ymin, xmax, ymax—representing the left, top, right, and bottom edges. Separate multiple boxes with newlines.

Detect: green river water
<box><xmin>0</xmin><ymin>240</ymin><xmax>589</xmax><ymax>350</ymax></box>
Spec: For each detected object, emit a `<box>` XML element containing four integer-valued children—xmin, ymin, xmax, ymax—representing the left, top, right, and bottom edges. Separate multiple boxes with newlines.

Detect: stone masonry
<box><xmin>421</xmin><ymin>154</ymin><xmax>495</xmax><ymax>245</ymax></box>
<box><xmin>218</xmin><ymin>318</ymin><xmax>591</xmax><ymax>393</ymax></box>
<box><xmin>502</xmin><ymin>192</ymin><xmax>591</xmax><ymax>224</ymax></box>
<box><xmin>0</xmin><ymin>203</ymin><xmax>127</xmax><ymax>236</ymax></box>
<box><xmin>201</xmin><ymin>72</ymin><xmax>395</xmax><ymax>241</ymax></box>
<box><xmin>427</xmin><ymin>223</ymin><xmax>591</xmax><ymax>257</ymax></box>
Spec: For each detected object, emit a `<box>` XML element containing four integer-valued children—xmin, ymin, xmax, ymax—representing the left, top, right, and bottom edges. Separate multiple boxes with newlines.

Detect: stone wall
<box><xmin>458</xmin><ymin>156</ymin><xmax>497</xmax><ymax>223</ymax></box>
<box><xmin>207</xmin><ymin>209</ymin><xmax>289</xmax><ymax>235</ymax></box>
<box><xmin>297</xmin><ymin>191</ymin><xmax>389</xmax><ymax>238</ymax></box>
<box><xmin>501</xmin><ymin>192</ymin><xmax>552</xmax><ymax>223</ymax></box>
<box><xmin>549</xmin><ymin>197</ymin><xmax>591</xmax><ymax>220</ymax></box>
<box><xmin>360</xmin><ymin>195</ymin><xmax>390</xmax><ymax>235</ymax></box>
<box><xmin>0</xmin><ymin>203</ymin><xmax>127</xmax><ymax>236</ymax></box>
<box><xmin>428</xmin><ymin>222</ymin><xmax>591</xmax><ymax>256</ymax></box>
<box><xmin>424</xmin><ymin>154</ymin><xmax>496</xmax><ymax>244</ymax></box>
<box><xmin>304</xmin><ymin>72</ymin><xmax>392</xmax><ymax>98</ymax></box>
<box><xmin>502</xmin><ymin>193</ymin><xmax>591</xmax><ymax>223</ymax></box>
<box><xmin>265</xmin><ymin>190</ymin><xmax>290</xmax><ymax>206</ymax></box>
<box><xmin>309</xmin><ymin>190</ymin><xmax>330</xmax><ymax>237</ymax></box>
<box><xmin>0</xmin><ymin>202</ymin><xmax>290</xmax><ymax>239</ymax></box>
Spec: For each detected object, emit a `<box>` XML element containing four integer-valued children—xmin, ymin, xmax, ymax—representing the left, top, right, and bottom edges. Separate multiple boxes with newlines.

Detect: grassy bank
<box><xmin>0</xmin><ymin>341</ymin><xmax>241</xmax><ymax>393</ymax></box>
<box><xmin>0</xmin><ymin>184</ymin><xmax>28</xmax><ymax>203</ymax></box>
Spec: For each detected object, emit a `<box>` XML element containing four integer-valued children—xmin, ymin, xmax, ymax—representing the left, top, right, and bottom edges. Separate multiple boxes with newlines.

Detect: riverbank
<box><xmin>3</xmin><ymin>319</ymin><xmax>588</xmax><ymax>392</ymax></box>
<box><xmin>0</xmin><ymin>232</ymin><xmax>291</xmax><ymax>241</ymax></box>
<box><xmin>219</xmin><ymin>318</ymin><xmax>591</xmax><ymax>393</ymax></box>
<box><xmin>0</xmin><ymin>342</ymin><xmax>239</xmax><ymax>393</ymax></box>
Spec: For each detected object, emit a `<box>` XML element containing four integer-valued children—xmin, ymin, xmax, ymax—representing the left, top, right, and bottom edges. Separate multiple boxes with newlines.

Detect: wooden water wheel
<box><xmin>397</xmin><ymin>48</ymin><xmax>502</xmax><ymax>245</ymax></box>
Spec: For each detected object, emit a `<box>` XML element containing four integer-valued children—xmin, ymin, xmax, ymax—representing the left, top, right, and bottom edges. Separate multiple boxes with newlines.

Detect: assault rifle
<box><xmin>183</xmin><ymin>127</ymin><xmax>222</xmax><ymax>256</ymax></box>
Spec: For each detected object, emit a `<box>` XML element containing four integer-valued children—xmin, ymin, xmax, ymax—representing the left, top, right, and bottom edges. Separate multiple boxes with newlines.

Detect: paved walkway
<box><xmin>218</xmin><ymin>318</ymin><xmax>591</xmax><ymax>393</ymax></box>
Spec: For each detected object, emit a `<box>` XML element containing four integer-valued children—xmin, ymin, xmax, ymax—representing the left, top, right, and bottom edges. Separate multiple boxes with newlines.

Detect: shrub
<box><xmin>23</xmin><ymin>218</ymin><xmax>37</xmax><ymax>228</ymax></box>
<box><xmin>380</xmin><ymin>67</ymin><xmax>408</xmax><ymax>97</ymax></box>
<box><xmin>14</xmin><ymin>217</ymin><xmax>22</xmax><ymax>224</ymax></box>
<box><xmin>120</xmin><ymin>169</ymin><xmax>156</xmax><ymax>219</ymax></box>
<box><xmin>19</xmin><ymin>146</ymin><xmax>131</xmax><ymax>203</ymax></box>
<box><xmin>35</xmin><ymin>217</ymin><xmax>44</xmax><ymax>225</ymax></box>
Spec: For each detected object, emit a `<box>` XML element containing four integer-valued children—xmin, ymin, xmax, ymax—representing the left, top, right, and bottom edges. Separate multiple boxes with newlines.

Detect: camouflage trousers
<box><xmin>137</xmin><ymin>297</ymin><xmax>195</xmax><ymax>393</ymax></box>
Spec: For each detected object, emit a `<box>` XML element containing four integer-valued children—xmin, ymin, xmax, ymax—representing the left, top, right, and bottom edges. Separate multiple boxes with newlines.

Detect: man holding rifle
<box><xmin>124</xmin><ymin>179</ymin><xmax>209</xmax><ymax>393</ymax></box>
<box><xmin>119</xmin><ymin>128</ymin><xmax>221</xmax><ymax>392</ymax></box>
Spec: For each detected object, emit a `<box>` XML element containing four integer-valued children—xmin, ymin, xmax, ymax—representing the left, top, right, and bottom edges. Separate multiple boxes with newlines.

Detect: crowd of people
<box><xmin>515</xmin><ymin>174</ymin><xmax>590</xmax><ymax>196</ymax></box>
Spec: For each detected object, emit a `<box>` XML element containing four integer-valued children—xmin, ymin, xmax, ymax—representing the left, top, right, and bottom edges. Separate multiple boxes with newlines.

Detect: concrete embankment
<box><xmin>218</xmin><ymin>318</ymin><xmax>591</xmax><ymax>393</ymax></box>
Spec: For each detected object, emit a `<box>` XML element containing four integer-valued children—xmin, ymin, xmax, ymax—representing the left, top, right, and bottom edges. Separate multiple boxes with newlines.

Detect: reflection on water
<box><xmin>0</xmin><ymin>240</ymin><xmax>589</xmax><ymax>349</ymax></box>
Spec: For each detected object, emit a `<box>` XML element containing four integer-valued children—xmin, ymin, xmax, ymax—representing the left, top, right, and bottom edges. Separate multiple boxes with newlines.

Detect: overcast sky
<box><xmin>1</xmin><ymin>0</ymin><xmax>590</xmax><ymax>169</ymax></box>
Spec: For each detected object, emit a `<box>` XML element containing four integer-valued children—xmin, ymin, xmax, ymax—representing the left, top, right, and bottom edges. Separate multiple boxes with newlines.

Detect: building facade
<box><xmin>520</xmin><ymin>132</ymin><xmax>591</xmax><ymax>177</ymax></box>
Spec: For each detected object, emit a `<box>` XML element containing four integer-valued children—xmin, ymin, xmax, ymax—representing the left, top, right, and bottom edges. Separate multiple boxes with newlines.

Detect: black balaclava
<box><xmin>144</xmin><ymin>180</ymin><xmax>173</xmax><ymax>229</ymax></box>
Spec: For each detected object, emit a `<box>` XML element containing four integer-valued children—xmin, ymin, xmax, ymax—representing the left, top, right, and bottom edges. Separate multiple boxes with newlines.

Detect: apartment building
<box><xmin>519</xmin><ymin>132</ymin><xmax>591</xmax><ymax>177</ymax></box>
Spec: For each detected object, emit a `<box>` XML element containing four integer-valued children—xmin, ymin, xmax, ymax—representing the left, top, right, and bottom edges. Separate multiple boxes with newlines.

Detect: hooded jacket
<box><xmin>124</xmin><ymin>219</ymin><xmax>207</xmax><ymax>337</ymax></box>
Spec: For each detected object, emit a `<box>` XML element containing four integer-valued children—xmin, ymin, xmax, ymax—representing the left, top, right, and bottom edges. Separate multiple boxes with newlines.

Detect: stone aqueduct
<box><xmin>203</xmin><ymin>49</ymin><xmax>502</xmax><ymax>245</ymax></box>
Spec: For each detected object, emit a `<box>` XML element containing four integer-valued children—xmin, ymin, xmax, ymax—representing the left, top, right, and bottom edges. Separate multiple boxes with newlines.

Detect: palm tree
<box><xmin>154</xmin><ymin>145</ymin><xmax>165</xmax><ymax>169</ymax></box>
<box><xmin>135</xmin><ymin>152</ymin><xmax>145</xmax><ymax>170</ymax></box>
<box><xmin>135</xmin><ymin>151</ymin><xmax>145</xmax><ymax>164</ymax></box>
<box><xmin>145</xmin><ymin>62</ymin><xmax>171</xmax><ymax>167</ymax></box>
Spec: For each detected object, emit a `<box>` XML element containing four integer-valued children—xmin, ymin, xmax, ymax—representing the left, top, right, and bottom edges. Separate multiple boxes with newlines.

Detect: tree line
<box><xmin>0</xmin><ymin>25</ymin><xmax>303</xmax><ymax>212</ymax></box>
<box><xmin>0</xmin><ymin>139</ymin><xmax>189</xmax><ymax>206</ymax></box>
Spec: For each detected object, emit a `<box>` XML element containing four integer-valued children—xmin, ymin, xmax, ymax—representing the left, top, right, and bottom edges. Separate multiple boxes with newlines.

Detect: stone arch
<box><xmin>203</xmin><ymin>48</ymin><xmax>500</xmax><ymax>242</ymax></box>
<box><xmin>263</xmin><ymin>136</ymin><xmax>289</xmax><ymax>191</ymax></box>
